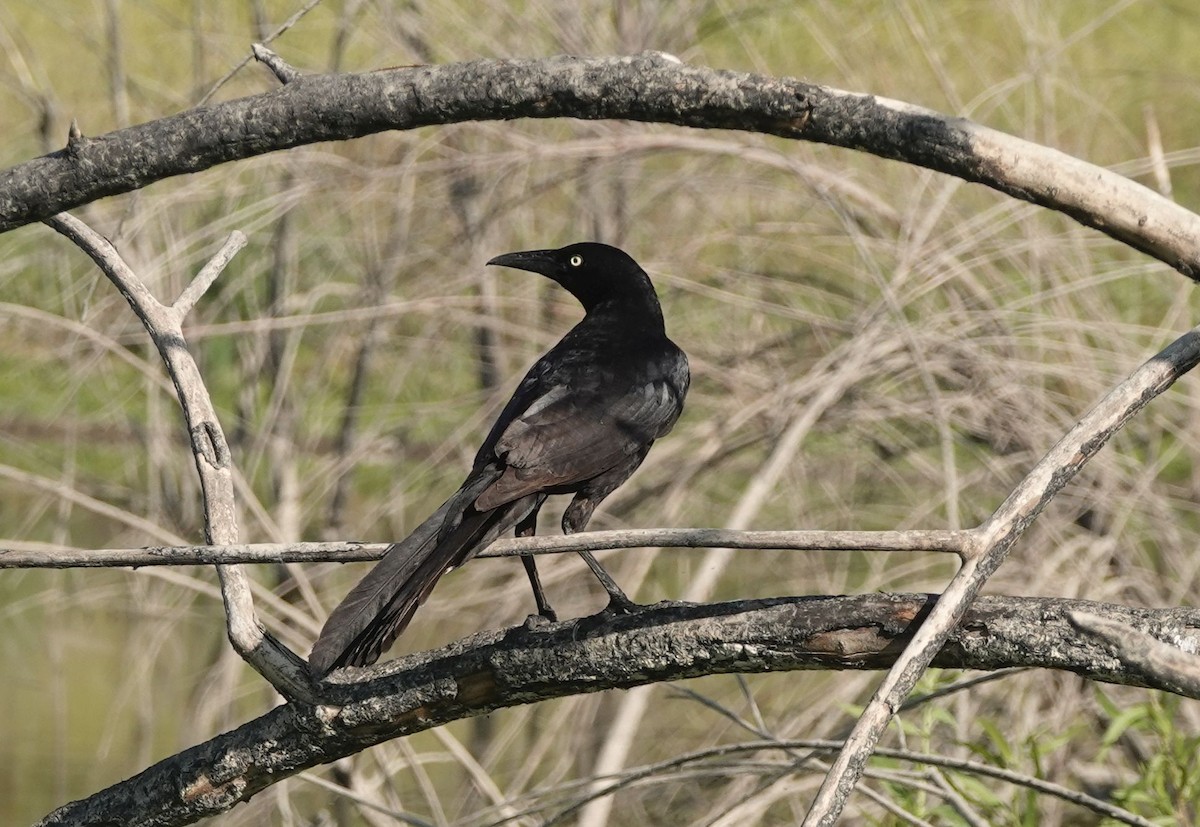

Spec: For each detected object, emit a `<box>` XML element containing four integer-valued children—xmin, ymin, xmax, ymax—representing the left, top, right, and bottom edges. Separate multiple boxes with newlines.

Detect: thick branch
<box><xmin>36</xmin><ymin>594</ymin><xmax>1200</xmax><ymax>827</ymax></box>
<box><xmin>1069</xmin><ymin>610</ymin><xmax>1200</xmax><ymax>697</ymax></box>
<box><xmin>4</xmin><ymin>52</ymin><xmax>1200</xmax><ymax>279</ymax></box>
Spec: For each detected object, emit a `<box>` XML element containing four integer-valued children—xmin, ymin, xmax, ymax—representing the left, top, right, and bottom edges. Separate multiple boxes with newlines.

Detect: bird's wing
<box><xmin>475</xmin><ymin>374</ymin><xmax>684</xmax><ymax>510</ymax></box>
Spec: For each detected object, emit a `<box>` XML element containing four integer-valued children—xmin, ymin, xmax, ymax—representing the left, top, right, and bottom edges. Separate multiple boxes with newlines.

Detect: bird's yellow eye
<box><xmin>569</xmin><ymin>254</ymin><xmax>584</xmax><ymax>267</ymax></box>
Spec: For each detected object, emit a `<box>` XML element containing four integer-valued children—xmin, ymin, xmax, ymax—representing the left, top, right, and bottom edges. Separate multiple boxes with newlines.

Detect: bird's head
<box><xmin>487</xmin><ymin>242</ymin><xmax>660</xmax><ymax>315</ymax></box>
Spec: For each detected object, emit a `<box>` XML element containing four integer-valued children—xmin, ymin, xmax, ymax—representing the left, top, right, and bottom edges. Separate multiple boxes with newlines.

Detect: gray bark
<box><xmin>36</xmin><ymin>594</ymin><xmax>1200</xmax><ymax>826</ymax></box>
<box><xmin>4</xmin><ymin>52</ymin><xmax>1199</xmax><ymax>280</ymax></box>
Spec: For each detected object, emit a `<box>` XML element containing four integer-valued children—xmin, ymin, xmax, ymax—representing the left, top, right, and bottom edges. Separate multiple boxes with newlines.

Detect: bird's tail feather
<box><xmin>309</xmin><ymin>475</ymin><xmax>536</xmax><ymax>676</ymax></box>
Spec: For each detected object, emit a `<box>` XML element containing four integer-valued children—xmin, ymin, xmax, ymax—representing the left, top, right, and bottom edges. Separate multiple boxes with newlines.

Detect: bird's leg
<box><xmin>515</xmin><ymin>509</ymin><xmax>557</xmax><ymax>621</ymax></box>
<box><xmin>563</xmin><ymin>495</ymin><xmax>639</xmax><ymax>614</ymax></box>
<box><xmin>577</xmin><ymin>550</ymin><xmax>638</xmax><ymax>615</ymax></box>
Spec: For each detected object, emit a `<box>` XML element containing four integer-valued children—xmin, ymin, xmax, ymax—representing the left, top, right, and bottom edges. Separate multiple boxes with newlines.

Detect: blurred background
<box><xmin>4</xmin><ymin>0</ymin><xmax>1200</xmax><ymax>824</ymax></box>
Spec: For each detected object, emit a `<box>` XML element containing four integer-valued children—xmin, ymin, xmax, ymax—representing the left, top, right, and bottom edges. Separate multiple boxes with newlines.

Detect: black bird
<box><xmin>309</xmin><ymin>242</ymin><xmax>689</xmax><ymax>676</ymax></box>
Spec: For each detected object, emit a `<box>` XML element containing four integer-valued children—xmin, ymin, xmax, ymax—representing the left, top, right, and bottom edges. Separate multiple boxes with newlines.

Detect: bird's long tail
<box><xmin>310</xmin><ymin>474</ymin><xmax>538</xmax><ymax>676</ymax></box>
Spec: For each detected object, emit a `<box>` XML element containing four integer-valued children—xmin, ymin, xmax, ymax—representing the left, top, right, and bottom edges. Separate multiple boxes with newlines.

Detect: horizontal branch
<box><xmin>1069</xmin><ymin>610</ymin><xmax>1200</xmax><ymax>698</ymax></box>
<box><xmin>4</xmin><ymin>52</ymin><xmax>1200</xmax><ymax>279</ymax></box>
<box><xmin>36</xmin><ymin>593</ymin><xmax>1200</xmax><ymax>826</ymax></box>
<box><xmin>0</xmin><ymin>528</ymin><xmax>970</xmax><ymax>569</ymax></box>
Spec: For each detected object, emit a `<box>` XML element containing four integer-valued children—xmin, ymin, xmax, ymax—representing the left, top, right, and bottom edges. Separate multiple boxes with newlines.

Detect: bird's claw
<box><xmin>603</xmin><ymin>595</ymin><xmax>640</xmax><ymax>616</ymax></box>
<box><xmin>523</xmin><ymin>612</ymin><xmax>555</xmax><ymax>630</ymax></box>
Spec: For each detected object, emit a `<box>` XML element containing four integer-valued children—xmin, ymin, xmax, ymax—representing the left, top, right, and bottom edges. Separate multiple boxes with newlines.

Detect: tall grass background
<box><xmin>3</xmin><ymin>0</ymin><xmax>1200</xmax><ymax>823</ymax></box>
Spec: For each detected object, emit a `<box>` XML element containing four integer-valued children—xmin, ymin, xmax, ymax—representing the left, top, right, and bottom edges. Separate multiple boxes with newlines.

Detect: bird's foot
<box><xmin>523</xmin><ymin>613</ymin><xmax>556</xmax><ymax>630</ymax></box>
<box><xmin>601</xmin><ymin>594</ymin><xmax>641</xmax><ymax>616</ymax></box>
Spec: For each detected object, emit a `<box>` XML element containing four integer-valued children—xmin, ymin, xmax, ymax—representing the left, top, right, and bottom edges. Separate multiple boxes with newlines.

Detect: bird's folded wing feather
<box><xmin>476</xmin><ymin>375</ymin><xmax>683</xmax><ymax>509</ymax></box>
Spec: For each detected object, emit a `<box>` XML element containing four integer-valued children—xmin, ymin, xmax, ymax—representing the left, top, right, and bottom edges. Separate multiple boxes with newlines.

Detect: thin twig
<box><xmin>801</xmin><ymin>325</ymin><xmax>1200</xmax><ymax>826</ymax></box>
<box><xmin>0</xmin><ymin>527</ymin><xmax>970</xmax><ymax>568</ymax></box>
<box><xmin>171</xmin><ymin>231</ymin><xmax>246</xmax><ymax>318</ymax></box>
<box><xmin>295</xmin><ymin>771</ymin><xmax>435</xmax><ymax>826</ymax></box>
<box><xmin>252</xmin><ymin>43</ymin><xmax>302</xmax><ymax>84</ymax></box>
<box><xmin>924</xmin><ymin>766</ymin><xmax>989</xmax><ymax>827</ymax></box>
<box><xmin>196</xmin><ymin>1</ymin><xmax>322</xmax><ymax>104</ymax></box>
<box><xmin>531</xmin><ymin>738</ymin><xmax>1155</xmax><ymax>827</ymax></box>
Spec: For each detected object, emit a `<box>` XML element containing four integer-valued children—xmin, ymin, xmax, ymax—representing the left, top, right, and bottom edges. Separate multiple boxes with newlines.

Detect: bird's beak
<box><xmin>486</xmin><ymin>249</ymin><xmax>558</xmax><ymax>277</ymax></box>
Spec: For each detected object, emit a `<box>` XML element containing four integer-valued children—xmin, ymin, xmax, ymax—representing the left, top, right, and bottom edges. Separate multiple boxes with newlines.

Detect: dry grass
<box><xmin>3</xmin><ymin>0</ymin><xmax>1200</xmax><ymax>824</ymax></box>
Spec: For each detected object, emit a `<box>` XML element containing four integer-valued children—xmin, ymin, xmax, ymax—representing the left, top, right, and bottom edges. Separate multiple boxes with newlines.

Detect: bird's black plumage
<box><xmin>309</xmin><ymin>243</ymin><xmax>689</xmax><ymax>676</ymax></box>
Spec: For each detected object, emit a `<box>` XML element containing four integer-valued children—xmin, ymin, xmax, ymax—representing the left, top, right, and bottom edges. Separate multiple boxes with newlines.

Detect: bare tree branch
<box><xmin>34</xmin><ymin>594</ymin><xmax>1200</xmax><ymax>827</ymax></box>
<box><xmin>43</xmin><ymin>212</ymin><xmax>318</xmax><ymax>704</ymax></box>
<box><xmin>539</xmin><ymin>737</ymin><xmax>1154</xmax><ymax>827</ymax></box>
<box><xmin>802</xmin><ymin>324</ymin><xmax>1200</xmax><ymax>826</ymax></box>
<box><xmin>4</xmin><ymin>50</ymin><xmax>1200</xmax><ymax>281</ymax></box>
<box><xmin>0</xmin><ymin>527</ymin><xmax>969</xmax><ymax>568</ymax></box>
<box><xmin>1069</xmin><ymin>610</ymin><xmax>1200</xmax><ymax>698</ymax></box>
<box><xmin>251</xmin><ymin>41</ymin><xmax>302</xmax><ymax>85</ymax></box>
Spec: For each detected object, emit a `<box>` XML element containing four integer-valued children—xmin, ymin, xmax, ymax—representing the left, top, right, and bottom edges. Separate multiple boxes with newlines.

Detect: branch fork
<box><xmin>44</xmin><ymin>212</ymin><xmax>317</xmax><ymax>704</ymax></box>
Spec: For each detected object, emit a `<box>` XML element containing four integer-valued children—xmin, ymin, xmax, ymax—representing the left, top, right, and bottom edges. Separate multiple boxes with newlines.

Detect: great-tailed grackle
<box><xmin>309</xmin><ymin>242</ymin><xmax>689</xmax><ymax>676</ymax></box>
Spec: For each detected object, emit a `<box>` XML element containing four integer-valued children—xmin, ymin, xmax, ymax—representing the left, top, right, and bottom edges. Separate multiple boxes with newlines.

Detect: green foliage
<box><xmin>1099</xmin><ymin>692</ymin><xmax>1200</xmax><ymax>824</ymax></box>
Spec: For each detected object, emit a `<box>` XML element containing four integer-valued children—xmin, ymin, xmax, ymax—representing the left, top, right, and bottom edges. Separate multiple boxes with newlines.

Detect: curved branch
<box><xmin>35</xmin><ymin>594</ymin><xmax>1200</xmax><ymax>827</ymax></box>
<box><xmin>44</xmin><ymin>213</ymin><xmax>318</xmax><ymax>704</ymax></box>
<box><xmin>3</xmin><ymin>51</ymin><xmax>1198</xmax><ymax>279</ymax></box>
